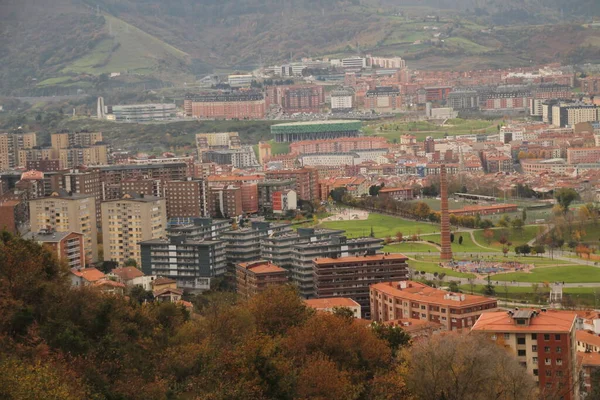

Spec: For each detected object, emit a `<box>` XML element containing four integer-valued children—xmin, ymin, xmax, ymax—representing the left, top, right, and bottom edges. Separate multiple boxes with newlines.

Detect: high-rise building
<box><xmin>265</xmin><ymin>85</ymin><xmax>325</xmax><ymax>114</ymax></box>
<box><xmin>51</xmin><ymin>132</ymin><xmax>103</xmax><ymax>149</ymax></box>
<box><xmin>140</xmin><ymin>235</ymin><xmax>226</xmax><ymax>291</ymax></box>
<box><xmin>472</xmin><ymin>310</ymin><xmax>579</xmax><ymax>400</ymax></box>
<box><xmin>207</xmin><ymin>185</ymin><xmax>243</xmax><ymax>218</ymax></box>
<box><xmin>236</xmin><ymin>260</ymin><xmax>288</xmax><ymax>299</ymax></box>
<box><xmin>164</xmin><ymin>178</ymin><xmax>207</xmax><ymax>219</ymax></box>
<box><xmin>364</xmin><ymin>87</ymin><xmax>401</xmax><ymax>113</ymax></box>
<box><xmin>440</xmin><ymin>165</ymin><xmax>452</xmax><ymax>260</ymax></box>
<box><xmin>0</xmin><ymin>132</ymin><xmax>37</xmax><ymax>170</ymax></box>
<box><xmin>370</xmin><ymin>281</ymin><xmax>497</xmax><ymax>330</ymax></box>
<box><xmin>166</xmin><ymin>217</ymin><xmax>231</xmax><ymax>241</ymax></box>
<box><xmin>257</xmin><ymin>179</ymin><xmax>296</xmax><ymax>212</ymax></box>
<box><xmin>29</xmin><ymin>191</ymin><xmax>98</xmax><ymax>264</ymax></box>
<box><xmin>313</xmin><ymin>254</ymin><xmax>409</xmax><ymax>318</ymax></box>
<box><xmin>101</xmin><ymin>193</ymin><xmax>167</xmax><ymax>266</ymax></box>
<box><xmin>264</xmin><ymin>167</ymin><xmax>320</xmax><ymax>202</ymax></box>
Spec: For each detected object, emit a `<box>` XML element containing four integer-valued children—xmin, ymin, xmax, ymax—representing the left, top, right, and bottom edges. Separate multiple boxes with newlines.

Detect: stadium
<box><xmin>271</xmin><ymin>120</ymin><xmax>362</xmax><ymax>142</ymax></box>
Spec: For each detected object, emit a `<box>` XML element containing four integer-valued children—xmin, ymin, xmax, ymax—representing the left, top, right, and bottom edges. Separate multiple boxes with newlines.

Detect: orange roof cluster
<box><xmin>471</xmin><ymin>310</ymin><xmax>577</xmax><ymax>333</ymax></box>
<box><xmin>371</xmin><ymin>281</ymin><xmax>496</xmax><ymax>307</ymax></box>
<box><xmin>305</xmin><ymin>297</ymin><xmax>360</xmax><ymax>309</ymax></box>
<box><xmin>314</xmin><ymin>254</ymin><xmax>408</xmax><ymax>265</ymax></box>
<box><xmin>238</xmin><ymin>260</ymin><xmax>286</xmax><ymax>274</ymax></box>
<box><xmin>580</xmin><ymin>351</ymin><xmax>600</xmax><ymax>367</ymax></box>
<box><xmin>206</xmin><ymin>174</ymin><xmax>264</xmax><ymax>182</ymax></box>
<box><xmin>576</xmin><ymin>331</ymin><xmax>600</xmax><ymax>348</ymax></box>
<box><xmin>110</xmin><ymin>266</ymin><xmax>144</xmax><ymax>281</ymax></box>
<box><xmin>71</xmin><ymin>268</ymin><xmax>105</xmax><ymax>283</ymax></box>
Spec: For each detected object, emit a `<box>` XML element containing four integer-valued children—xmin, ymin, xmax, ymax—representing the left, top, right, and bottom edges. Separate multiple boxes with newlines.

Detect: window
<box><xmin>544</xmin><ymin>334</ymin><xmax>550</xmax><ymax>341</ymax></box>
<box><xmin>532</xmin><ymin>345</ymin><xmax>538</xmax><ymax>352</ymax></box>
<box><xmin>545</xmin><ymin>347</ymin><xmax>550</xmax><ymax>353</ymax></box>
<box><xmin>545</xmin><ymin>358</ymin><xmax>551</xmax><ymax>365</ymax></box>
<box><xmin>555</xmin><ymin>334</ymin><xmax>561</xmax><ymax>340</ymax></box>
<box><xmin>556</xmin><ymin>358</ymin><xmax>563</xmax><ymax>365</ymax></box>
<box><xmin>556</xmin><ymin>370</ymin><xmax>563</xmax><ymax>377</ymax></box>
<box><xmin>533</xmin><ymin>357</ymin><xmax>538</xmax><ymax>364</ymax></box>
<box><xmin>556</xmin><ymin>346</ymin><xmax>562</xmax><ymax>353</ymax></box>
<box><xmin>545</xmin><ymin>370</ymin><xmax>552</xmax><ymax>377</ymax></box>
<box><xmin>504</xmin><ymin>333</ymin><xmax>510</xmax><ymax>340</ymax></box>
<box><xmin>518</xmin><ymin>350</ymin><xmax>526</xmax><ymax>357</ymax></box>
<box><xmin>517</xmin><ymin>337</ymin><xmax>526</xmax><ymax>345</ymax></box>
<box><xmin>533</xmin><ymin>369</ymin><xmax>538</xmax><ymax>376</ymax></box>
<box><xmin>531</xmin><ymin>333</ymin><xmax>537</xmax><ymax>340</ymax></box>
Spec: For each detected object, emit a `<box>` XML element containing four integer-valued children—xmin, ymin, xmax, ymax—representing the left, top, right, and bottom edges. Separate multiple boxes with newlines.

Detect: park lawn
<box><xmin>320</xmin><ymin>213</ymin><xmax>438</xmax><ymax>238</ymax></box>
<box><xmin>384</xmin><ymin>242</ymin><xmax>438</xmax><ymax>253</ymax></box>
<box><xmin>472</xmin><ymin>225</ymin><xmax>542</xmax><ymax>249</ymax></box>
<box><xmin>425</xmin><ymin>232</ymin><xmax>495</xmax><ymax>253</ymax></box>
<box><xmin>492</xmin><ymin>265</ymin><xmax>600</xmax><ymax>283</ymax></box>
<box><xmin>410</xmin><ymin>254</ymin><xmax>565</xmax><ymax>266</ymax></box>
<box><xmin>408</xmin><ymin>260</ymin><xmax>475</xmax><ymax>279</ymax></box>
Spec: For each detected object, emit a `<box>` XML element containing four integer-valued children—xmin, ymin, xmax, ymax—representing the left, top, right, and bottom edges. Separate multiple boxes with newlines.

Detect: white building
<box><xmin>367</xmin><ymin>55</ymin><xmax>405</xmax><ymax>69</ymax></box>
<box><xmin>330</xmin><ymin>88</ymin><xmax>354</xmax><ymax>111</ymax></box>
<box><xmin>273</xmin><ymin>189</ymin><xmax>297</xmax><ymax>214</ymax></box>
<box><xmin>228</xmin><ymin>74</ymin><xmax>254</xmax><ymax>87</ymax></box>
<box><xmin>341</xmin><ymin>57</ymin><xmax>366</xmax><ymax>69</ymax></box>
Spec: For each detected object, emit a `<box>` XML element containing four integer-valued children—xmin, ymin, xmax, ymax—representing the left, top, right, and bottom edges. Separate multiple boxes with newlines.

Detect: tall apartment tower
<box><xmin>440</xmin><ymin>164</ymin><xmax>453</xmax><ymax>260</ymax></box>
<box><xmin>101</xmin><ymin>193</ymin><xmax>167</xmax><ymax>266</ymax></box>
<box><xmin>29</xmin><ymin>191</ymin><xmax>98</xmax><ymax>264</ymax></box>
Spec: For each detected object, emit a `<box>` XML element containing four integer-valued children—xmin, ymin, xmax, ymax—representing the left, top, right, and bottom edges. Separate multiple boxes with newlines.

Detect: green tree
<box><xmin>554</xmin><ymin>188</ymin><xmax>579</xmax><ymax>215</ymax></box>
<box><xmin>124</xmin><ymin>258</ymin><xmax>138</xmax><ymax>267</ymax></box>
<box><xmin>522</xmin><ymin>208</ymin><xmax>527</xmax><ymax>223</ymax></box>
<box><xmin>458</xmin><ymin>235</ymin><xmax>463</xmax><ymax>245</ymax></box>
<box><xmin>483</xmin><ymin>275</ymin><xmax>495</xmax><ymax>295</ymax></box>
<box><xmin>370</xmin><ymin>322</ymin><xmax>411</xmax><ymax>357</ymax></box>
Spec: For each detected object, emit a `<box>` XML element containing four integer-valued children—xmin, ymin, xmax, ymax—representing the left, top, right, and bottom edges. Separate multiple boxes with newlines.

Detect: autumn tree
<box><xmin>483</xmin><ymin>228</ymin><xmax>495</xmax><ymax>244</ymax></box>
<box><xmin>396</xmin><ymin>232</ymin><xmax>403</xmax><ymax>242</ymax></box>
<box><xmin>404</xmin><ymin>333</ymin><xmax>538</xmax><ymax>400</ymax></box>
<box><xmin>248</xmin><ymin>285</ymin><xmax>312</xmax><ymax>336</ymax></box>
<box><xmin>554</xmin><ymin>188</ymin><xmax>579</xmax><ymax>215</ymax></box>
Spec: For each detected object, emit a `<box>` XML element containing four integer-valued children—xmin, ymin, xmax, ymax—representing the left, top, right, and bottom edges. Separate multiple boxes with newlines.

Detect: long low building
<box><xmin>371</xmin><ymin>280</ymin><xmax>498</xmax><ymax>331</ymax></box>
<box><xmin>271</xmin><ymin>120</ymin><xmax>361</xmax><ymax>143</ymax></box>
<box><xmin>184</xmin><ymin>92</ymin><xmax>265</xmax><ymax>119</ymax></box>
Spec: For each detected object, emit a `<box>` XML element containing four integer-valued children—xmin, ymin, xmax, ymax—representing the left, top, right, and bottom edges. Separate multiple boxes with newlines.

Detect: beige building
<box><xmin>57</xmin><ymin>145</ymin><xmax>108</xmax><ymax>168</ymax></box>
<box><xmin>0</xmin><ymin>134</ymin><xmax>9</xmax><ymax>171</ymax></box>
<box><xmin>0</xmin><ymin>132</ymin><xmax>37</xmax><ymax>169</ymax></box>
<box><xmin>30</xmin><ymin>191</ymin><xmax>98</xmax><ymax>264</ymax></box>
<box><xmin>51</xmin><ymin>132</ymin><xmax>103</xmax><ymax>149</ymax></box>
<box><xmin>101</xmin><ymin>193</ymin><xmax>167</xmax><ymax>266</ymax></box>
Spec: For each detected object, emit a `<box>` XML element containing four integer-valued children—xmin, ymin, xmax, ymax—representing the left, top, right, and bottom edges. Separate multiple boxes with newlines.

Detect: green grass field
<box><xmin>320</xmin><ymin>213</ymin><xmax>439</xmax><ymax>238</ymax></box>
<box><xmin>364</xmin><ymin>118</ymin><xmax>501</xmax><ymax>142</ymax></box>
<box><xmin>492</xmin><ymin>265</ymin><xmax>600</xmax><ymax>283</ymax></box>
<box><xmin>383</xmin><ymin>242</ymin><xmax>438</xmax><ymax>253</ymax></box>
<box><xmin>472</xmin><ymin>225</ymin><xmax>542</xmax><ymax>249</ymax></box>
<box><xmin>408</xmin><ymin>261</ymin><xmax>475</xmax><ymax>279</ymax></box>
<box><xmin>425</xmin><ymin>232</ymin><xmax>495</xmax><ymax>253</ymax></box>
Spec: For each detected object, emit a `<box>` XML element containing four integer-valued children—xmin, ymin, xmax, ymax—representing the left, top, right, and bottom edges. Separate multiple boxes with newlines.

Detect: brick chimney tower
<box><xmin>440</xmin><ymin>164</ymin><xmax>453</xmax><ymax>260</ymax></box>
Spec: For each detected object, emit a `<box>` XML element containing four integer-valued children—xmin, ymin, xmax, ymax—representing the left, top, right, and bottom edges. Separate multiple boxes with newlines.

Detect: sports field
<box><xmin>320</xmin><ymin>213</ymin><xmax>438</xmax><ymax>238</ymax></box>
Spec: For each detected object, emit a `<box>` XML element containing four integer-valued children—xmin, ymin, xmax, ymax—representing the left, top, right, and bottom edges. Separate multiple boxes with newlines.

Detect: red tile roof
<box><xmin>71</xmin><ymin>268</ymin><xmax>105</xmax><ymax>283</ymax></box>
<box><xmin>314</xmin><ymin>254</ymin><xmax>408</xmax><ymax>265</ymax></box>
<box><xmin>305</xmin><ymin>298</ymin><xmax>360</xmax><ymax>309</ymax></box>
<box><xmin>471</xmin><ymin>310</ymin><xmax>577</xmax><ymax>333</ymax></box>
<box><xmin>371</xmin><ymin>281</ymin><xmax>497</xmax><ymax>307</ymax></box>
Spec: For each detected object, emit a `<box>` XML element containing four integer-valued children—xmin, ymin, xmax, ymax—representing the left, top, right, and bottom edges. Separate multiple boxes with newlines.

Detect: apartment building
<box><xmin>51</xmin><ymin>131</ymin><xmax>103</xmax><ymax>149</ymax></box>
<box><xmin>164</xmin><ymin>178</ymin><xmax>207</xmax><ymax>219</ymax></box>
<box><xmin>364</xmin><ymin>87</ymin><xmax>401</xmax><ymax>112</ymax></box>
<box><xmin>330</xmin><ymin>87</ymin><xmax>354</xmax><ymax>111</ymax></box>
<box><xmin>207</xmin><ymin>185</ymin><xmax>243</xmax><ymax>218</ymax></box>
<box><xmin>29</xmin><ymin>191</ymin><xmax>98</xmax><ymax>263</ymax></box>
<box><xmin>236</xmin><ymin>260</ymin><xmax>289</xmax><ymax>299</ymax></box>
<box><xmin>548</xmin><ymin>102</ymin><xmax>600</xmax><ymax>127</ymax></box>
<box><xmin>0</xmin><ymin>132</ymin><xmax>37</xmax><ymax>169</ymax></box>
<box><xmin>183</xmin><ymin>92</ymin><xmax>266</xmax><ymax>119</ymax></box>
<box><xmin>292</xmin><ymin>236</ymin><xmax>383</xmax><ymax>298</ymax></box>
<box><xmin>220</xmin><ymin>221</ymin><xmax>293</xmax><ymax>269</ymax></box>
<box><xmin>313</xmin><ymin>254</ymin><xmax>409</xmax><ymax>318</ymax></box>
<box><xmin>265</xmin><ymin>167</ymin><xmax>319</xmax><ymax>202</ymax></box>
<box><xmin>106</xmin><ymin>104</ymin><xmax>176</xmax><ymax>122</ymax></box>
<box><xmin>26</xmin><ymin>159</ymin><xmax>62</xmax><ymax>172</ymax></box>
<box><xmin>57</xmin><ymin>145</ymin><xmax>108</xmax><ymax>168</ymax></box>
<box><xmin>0</xmin><ymin>198</ymin><xmax>27</xmax><ymax>234</ymax></box>
<box><xmin>567</xmin><ymin>147</ymin><xmax>600</xmax><ymax>164</ymax></box>
<box><xmin>166</xmin><ymin>216</ymin><xmax>229</xmax><ymax>238</ymax></box>
<box><xmin>257</xmin><ymin>179</ymin><xmax>295</xmax><ymax>212</ymax></box>
<box><xmin>472</xmin><ymin>310</ymin><xmax>579</xmax><ymax>400</ymax></box>
<box><xmin>290</xmin><ymin>137</ymin><xmax>388</xmax><ymax>155</ymax></box>
<box><xmin>370</xmin><ymin>281</ymin><xmax>498</xmax><ymax>330</ymax></box>
<box><xmin>265</xmin><ymin>85</ymin><xmax>325</xmax><ymax>114</ymax></box>
<box><xmin>140</xmin><ymin>235</ymin><xmax>226</xmax><ymax>292</ymax></box>
<box><xmin>101</xmin><ymin>193</ymin><xmax>167</xmax><ymax>266</ymax></box>
<box><xmin>23</xmin><ymin>229</ymin><xmax>85</xmax><ymax>270</ymax></box>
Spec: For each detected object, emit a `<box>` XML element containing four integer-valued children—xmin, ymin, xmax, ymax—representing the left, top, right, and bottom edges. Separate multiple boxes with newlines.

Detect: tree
<box><xmin>480</xmin><ymin>219</ymin><xmax>494</xmax><ymax>229</ymax></box>
<box><xmin>450</xmin><ymin>232</ymin><xmax>455</xmax><ymax>243</ymax></box>
<box><xmin>129</xmin><ymin>285</ymin><xmax>154</xmax><ymax>304</ymax></box>
<box><xmin>370</xmin><ymin>226</ymin><xmax>375</xmax><ymax>238</ymax></box>
<box><xmin>330</xmin><ymin>187</ymin><xmax>348</xmax><ymax>203</ymax></box>
<box><xmin>370</xmin><ymin>322</ymin><xmax>411</xmax><ymax>357</ymax></box>
<box><xmin>404</xmin><ymin>334</ymin><xmax>538</xmax><ymax>400</ymax></box>
<box><xmin>502</xmin><ymin>246</ymin><xmax>510</xmax><ymax>257</ymax></box>
<box><xmin>483</xmin><ymin>228</ymin><xmax>495</xmax><ymax>245</ymax></box>
<box><xmin>332</xmin><ymin>306</ymin><xmax>356</xmax><ymax>321</ymax></box>
<box><xmin>448</xmin><ymin>281</ymin><xmax>460</xmax><ymax>292</ymax></box>
<box><xmin>522</xmin><ymin>208</ymin><xmax>527</xmax><ymax>223</ymax></box>
<box><xmin>533</xmin><ymin>245</ymin><xmax>546</xmax><ymax>256</ymax></box>
<box><xmin>483</xmin><ymin>275</ymin><xmax>495</xmax><ymax>296</ymax></box>
<box><xmin>458</xmin><ymin>235</ymin><xmax>463</xmax><ymax>245</ymax></box>
<box><xmin>414</xmin><ymin>202</ymin><xmax>432</xmax><ymax>220</ymax></box>
<box><xmin>511</xmin><ymin>218</ymin><xmax>524</xmax><ymax>232</ymax></box>
<box><xmin>554</xmin><ymin>188</ymin><xmax>579</xmax><ymax>215</ymax></box>
<box><xmin>124</xmin><ymin>258</ymin><xmax>138</xmax><ymax>267</ymax></box>
<box><xmin>497</xmin><ymin>215</ymin><xmax>511</xmax><ymax>228</ymax></box>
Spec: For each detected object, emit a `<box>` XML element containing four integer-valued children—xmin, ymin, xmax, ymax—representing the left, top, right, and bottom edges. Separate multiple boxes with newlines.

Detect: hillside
<box><xmin>1</xmin><ymin>0</ymin><xmax>600</xmax><ymax>95</ymax></box>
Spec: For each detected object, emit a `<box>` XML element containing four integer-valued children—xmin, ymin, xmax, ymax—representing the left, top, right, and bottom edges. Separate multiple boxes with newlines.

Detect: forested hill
<box><xmin>1</xmin><ymin>0</ymin><xmax>599</xmax><ymax>95</ymax></box>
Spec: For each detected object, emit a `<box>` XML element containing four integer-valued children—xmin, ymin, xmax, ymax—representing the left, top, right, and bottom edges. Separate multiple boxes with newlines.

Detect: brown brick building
<box><xmin>265</xmin><ymin>167</ymin><xmax>319</xmax><ymax>202</ymax></box>
<box><xmin>370</xmin><ymin>281</ymin><xmax>498</xmax><ymax>331</ymax></box>
<box><xmin>265</xmin><ymin>85</ymin><xmax>325</xmax><ymax>114</ymax></box>
<box><xmin>313</xmin><ymin>254</ymin><xmax>409</xmax><ymax>318</ymax></box>
<box><xmin>24</xmin><ymin>229</ymin><xmax>85</xmax><ymax>270</ymax></box>
<box><xmin>184</xmin><ymin>92</ymin><xmax>265</xmax><ymax>119</ymax></box>
<box><xmin>236</xmin><ymin>260</ymin><xmax>288</xmax><ymax>299</ymax></box>
<box><xmin>207</xmin><ymin>185</ymin><xmax>243</xmax><ymax>218</ymax></box>
<box><xmin>164</xmin><ymin>179</ymin><xmax>207</xmax><ymax>219</ymax></box>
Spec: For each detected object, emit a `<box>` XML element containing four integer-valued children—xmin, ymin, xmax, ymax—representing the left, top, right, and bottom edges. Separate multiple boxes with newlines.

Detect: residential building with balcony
<box><xmin>140</xmin><ymin>235</ymin><xmax>226</xmax><ymax>292</ymax></box>
<box><xmin>24</xmin><ymin>229</ymin><xmax>85</xmax><ymax>270</ymax></box>
<box><xmin>313</xmin><ymin>254</ymin><xmax>409</xmax><ymax>318</ymax></box>
<box><xmin>370</xmin><ymin>281</ymin><xmax>498</xmax><ymax>331</ymax></box>
<box><xmin>236</xmin><ymin>260</ymin><xmax>289</xmax><ymax>299</ymax></box>
<box><xmin>471</xmin><ymin>309</ymin><xmax>579</xmax><ymax>400</ymax></box>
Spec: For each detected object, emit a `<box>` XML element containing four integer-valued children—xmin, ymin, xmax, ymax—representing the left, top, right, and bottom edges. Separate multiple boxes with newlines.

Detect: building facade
<box><xmin>24</xmin><ymin>229</ymin><xmax>85</xmax><ymax>270</ymax></box>
<box><xmin>236</xmin><ymin>260</ymin><xmax>289</xmax><ymax>299</ymax></box>
<box><xmin>184</xmin><ymin>92</ymin><xmax>266</xmax><ymax>119</ymax></box>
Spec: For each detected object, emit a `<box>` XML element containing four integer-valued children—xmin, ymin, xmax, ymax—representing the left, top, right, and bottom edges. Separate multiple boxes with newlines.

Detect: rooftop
<box><xmin>371</xmin><ymin>281</ymin><xmax>496</xmax><ymax>307</ymax></box>
<box><xmin>23</xmin><ymin>230</ymin><xmax>76</xmax><ymax>243</ymax></box>
<box><xmin>71</xmin><ymin>268</ymin><xmax>105</xmax><ymax>283</ymax></box>
<box><xmin>110</xmin><ymin>266</ymin><xmax>144</xmax><ymax>281</ymax></box>
<box><xmin>576</xmin><ymin>330</ymin><xmax>600</xmax><ymax>348</ymax></box>
<box><xmin>305</xmin><ymin>297</ymin><xmax>361</xmax><ymax>309</ymax></box>
<box><xmin>237</xmin><ymin>260</ymin><xmax>287</xmax><ymax>274</ymax></box>
<box><xmin>314</xmin><ymin>253</ymin><xmax>408</xmax><ymax>265</ymax></box>
<box><xmin>471</xmin><ymin>310</ymin><xmax>577</xmax><ymax>333</ymax></box>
